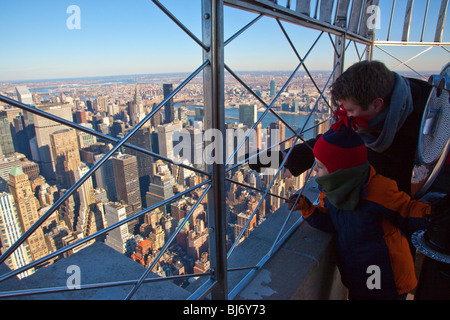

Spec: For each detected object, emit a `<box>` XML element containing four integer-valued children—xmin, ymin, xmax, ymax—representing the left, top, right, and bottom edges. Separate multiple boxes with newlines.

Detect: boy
<box><xmin>251</xmin><ymin>61</ymin><xmax>432</xmax><ymax>196</ymax></box>
<box><xmin>288</xmin><ymin>115</ymin><xmax>431</xmax><ymax>300</ymax></box>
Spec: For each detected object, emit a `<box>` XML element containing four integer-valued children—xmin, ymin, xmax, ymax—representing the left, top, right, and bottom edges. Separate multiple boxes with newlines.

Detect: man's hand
<box><xmin>246</xmin><ymin>149</ymin><xmax>283</xmax><ymax>172</ymax></box>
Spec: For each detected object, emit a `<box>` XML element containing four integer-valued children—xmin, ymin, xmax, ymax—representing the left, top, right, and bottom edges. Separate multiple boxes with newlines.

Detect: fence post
<box><xmin>202</xmin><ymin>0</ymin><xmax>228</xmax><ymax>299</ymax></box>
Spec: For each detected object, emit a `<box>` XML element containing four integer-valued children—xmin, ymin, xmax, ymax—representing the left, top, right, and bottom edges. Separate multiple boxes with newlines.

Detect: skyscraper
<box><xmin>7</xmin><ymin>167</ymin><xmax>49</xmax><ymax>262</ymax></box>
<box><xmin>270</xmin><ymin>80</ymin><xmax>276</xmax><ymax>97</ymax></box>
<box><xmin>0</xmin><ymin>111</ymin><xmax>15</xmax><ymax>157</ymax></box>
<box><xmin>0</xmin><ymin>192</ymin><xmax>34</xmax><ymax>278</ymax></box>
<box><xmin>75</xmin><ymin>164</ymin><xmax>104</xmax><ymax>238</ymax></box>
<box><xmin>126</xmin><ymin>127</ymin><xmax>154</xmax><ymax>207</ymax></box>
<box><xmin>163</xmin><ymin>83</ymin><xmax>175</xmax><ymax>124</ymax></box>
<box><xmin>239</xmin><ymin>104</ymin><xmax>257</xmax><ymax>129</ymax></box>
<box><xmin>146</xmin><ymin>172</ymin><xmax>174</xmax><ymax>215</ymax></box>
<box><xmin>32</xmin><ymin>102</ymin><xmax>73</xmax><ymax>181</ymax></box>
<box><xmin>157</xmin><ymin>122</ymin><xmax>182</xmax><ymax>160</ymax></box>
<box><xmin>50</xmin><ymin>128</ymin><xmax>81</xmax><ymax>188</ymax></box>
<box><xmin>112</xmin><ymin>153</ymin><xmax>142</xmax><ymax>234</ymax></box>
<box><xmin>131</xmin><ymin>86</ymin><xmax>145</xmax><ymax>126</ymax></box>
<box><xmin>104</xmin><ymin>201</ymin><xmax>132</xmax><ymax>255</ymax></box>
<box><xmin>15</xmin><ymin>86</ymin><xmax>33</xmax><ymax>106</ymax></box>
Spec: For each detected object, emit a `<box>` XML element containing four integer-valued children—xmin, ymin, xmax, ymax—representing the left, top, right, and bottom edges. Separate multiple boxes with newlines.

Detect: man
<box><xmin>250</xmin><ymin>60</ymin><xmax>432</xmax><ymax>196</ymax></box>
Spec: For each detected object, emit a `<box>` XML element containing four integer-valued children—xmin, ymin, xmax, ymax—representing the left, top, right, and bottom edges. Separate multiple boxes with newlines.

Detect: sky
<box><xmin>0</xmin><ymin>0</ymin><xmax>448</xmax><ymax>82</ymax></box>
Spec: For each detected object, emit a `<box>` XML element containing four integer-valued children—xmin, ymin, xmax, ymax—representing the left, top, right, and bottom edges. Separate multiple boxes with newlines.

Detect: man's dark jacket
<box><xmin>284</xmin><ymin>77</ymin><xmax>432</xmax><ymax>196</ymax></box>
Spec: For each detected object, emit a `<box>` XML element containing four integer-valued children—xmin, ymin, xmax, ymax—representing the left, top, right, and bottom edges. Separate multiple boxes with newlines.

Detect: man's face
<box><xmin>339</xmin><ymin>98</ymin><xmax>381</xmax><ymax>120</ymax></box>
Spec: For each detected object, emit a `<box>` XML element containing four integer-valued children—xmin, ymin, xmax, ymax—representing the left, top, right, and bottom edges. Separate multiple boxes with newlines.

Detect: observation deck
<box><xmin>0</xmin><ymin>0</ymin><xmax>448</xmax><ymax>302</ymax></box>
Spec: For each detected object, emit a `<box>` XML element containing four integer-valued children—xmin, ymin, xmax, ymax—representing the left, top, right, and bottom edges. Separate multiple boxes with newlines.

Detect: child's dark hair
<box><xmin>330</xmin><ymin>61</ymin><xmax>396</xmax><ymax>110</ymax></box>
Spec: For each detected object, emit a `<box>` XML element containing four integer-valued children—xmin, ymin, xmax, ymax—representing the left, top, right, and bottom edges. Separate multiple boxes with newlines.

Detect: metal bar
<box><xmin>420</xmin><ymin>0</ymin><xmax>430</xmax><ymax>42</ymax></box>
<box><xmin>224</xmin><ymin>14</ymin><xmax>263</xmax><ymax>46</ymax></box>
<box><xmin>224</xmin><ymin>0</ymin><xmax>372</xmax><ymax>45</ymax></box>
<box><xmin>435</xmin><ymin>0</ymin><xmax>449</xmax><ymax>42</ymax></box>
<box><xmin>0</xmin><ymin>95</ymin><xmax>210</xmax><ymax>177</ymax></box>
<box><xmin>374</xmin><ymin>45</ymin><xmax>428</xmax><ymax>80</ymax></box>
<box><xmin>203</xmin><ymin>0</ymin><xmax>228</xmax><ymax>300</ymax></box>
<box><xmin>151</xmin><ymin>0</ymin><xmax>209</xmax><ymax>51</ymax></box>
<box><xmin>0</xmin><ymin>179</ymin><xmax>211</xmax><ymax>283</ymax></box>
<box><xmin>319</xmin><ymin>0</ymin><xmax>334</xmax><ymax>24</ymax></box>
<box><xmin>374</xmin><ymin>41</ymin><xmax>450</xmax><ymax>47</ymax></box>
<box><xmin>348</xmin><ymin>0</ymin><xmax>363</xmax><ymax>34</ymax></box>
<box><xmin>391</xmin><ymin>46</ymin><xmax>433</xmax><ymax>70</ymax></box>
<box><xmin>328</xmin><ymin>32</ymin><xmax>341</xmax><ymax>58</ymax></box>
<box><xmin>387</xmin><ymin>0</ymin><xmax>396</xmax><ymax>41</ymax></box>
<box><xmin>124</xmin><ymin>184</ymin><xmax>212</xmax><ymax>300</ymax></box>
<box><xmin>0</xmin><ymin>271</ymin><xmax>212</xmax><ymax>299</ymax></box>
<box><xmin>227</xmin><ymin>266</ymin><xmax>259</xmax><ymax>272</ymax></box>
<box><xmin>187</xmin><ymin>279</ymin><xmax>218</xmax><ymax>300</ymax></box>
<box><xmin>402</xmin><ymin>0</ymin><xmax>414</xmax><ymax>42</ymax></box>
<box><xmin>334</xmin><ymin>0</ymin><xmax>350</xmax><ymax>28</ymax></box>
<box><xmin>295</xmin><ymin>0</ymin><xmax>311</xmax><ymax>16</ymax></box>
<box><xmin>0</xmin><ymin>60</ymin><xmax>209</xmax><ymax>268</ymax></box>
<box><xmin>359</xmin><ymin>0</ymin><xmax>379</xmax><ymax>39</ymax></box>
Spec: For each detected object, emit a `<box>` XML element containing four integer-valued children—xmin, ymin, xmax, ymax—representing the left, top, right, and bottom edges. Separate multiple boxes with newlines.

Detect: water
<box><xmin>182</xmin><ymin>105</ymin><xmax>318</xmax><ymax>140</ymax></box>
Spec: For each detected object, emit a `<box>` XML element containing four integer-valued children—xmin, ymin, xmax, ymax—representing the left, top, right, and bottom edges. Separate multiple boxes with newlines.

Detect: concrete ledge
<box><xmin>235</xmin><ymin>222</ymin><xmax>347</xmax><ymax>300</ymax></box>
<box><xmin>0</xmin><ymin>242</ymin><xmax>191</xmax><ymax>300</ymax></box>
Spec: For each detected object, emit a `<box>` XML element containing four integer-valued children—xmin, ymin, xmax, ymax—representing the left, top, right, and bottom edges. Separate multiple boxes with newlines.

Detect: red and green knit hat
<box><xmin>313</xmin><ymin>107</ymin><xmax>367</xmax><ymax>173</ymax></box>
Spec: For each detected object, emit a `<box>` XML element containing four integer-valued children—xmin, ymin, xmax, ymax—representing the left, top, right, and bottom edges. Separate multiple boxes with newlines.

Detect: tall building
<box><xmin>94</xmin><ymin>96</ymin><xmax>108</xmax><ymax>113</ymax></box>
<box><xmin>50</xmin><ymin>128</ymin><xmax>81</xmax><ymax>189</ymax></box>
<box><xmin>112</xmin><ymin>153</ymin><xmax>142</xmax><ymax>234</ymax></box>
<box><xmin>269</xmin><ymin>120</ymin><xmax>286</xmax><ymax>152</ymax></box>
<box><xmin>131</xmin><ymin>86</ymin><xmax>146</xmax><ymax>126</ymax></box>
<box><xmin>146</xmin><ymin>172</ymin><xmax>174</xmax><ymax>215</ymax></box>
<box><xmin>163</xmin><ymin>83</ymin><xmax>175</xmax><ymax>124</ymax></box>
<box><xmin>239</xmin><ymin>104</ymin><xmax>257</xmax><ymax>129</ymax></box>
<box><xmin>93</xmin><ymin>153</ymin><xmax>117</xmax><ymax>202</ymax></box>
<box><xmin>270</xmin><ymin>80</ymin><xmax>276</xmax><ymax>97</ymax></box>
<box><xmin>15</xmin><ymin>86</ymin><xmax>34</xmax><ymax>106</ymax></box>
<box><xmin>234</xmin><ymin>210</ymin><xmax>257</xmax><ymax>241</ymax></box>
<box><xmin>226</xmin><ymin>122</ymin><xmax>249</xmax><ymax>166</ymax></box>
<box><xmin>126</xmin><ymin>127</ymin><xmax>154</xmax><ymax>207</ymax></box>
<box><xmin>157</xmin><ymin>122</ymin><xmax>181</xmax><ymax>160</ymax></box>
<box><xmin>104</xmin><ymin>202</ymin><xmax>132</xmax><ymax>255</ymax></box>
<box><xmin>0</xmin><ymin>192</ymin><xmax>34</xmax><ymax>279</ymax></box>
<box><xmin>7</xmin><ymin>167</ymin><xmax>49</xmax><ymax>262</ymax></box>
<box><xmin>0</xmin><ymin>111</ymin><xmax>15</xmax><ymax>157</ymax></box>
<box><xmin>75</xmin><ymin>164</ymin><xmax>104</xmax><ymax>238</ymax></box>
<box><xmin>31</xmin><ymin>102</ymin><xmax>73</xmax><ymax>181</ymax></box>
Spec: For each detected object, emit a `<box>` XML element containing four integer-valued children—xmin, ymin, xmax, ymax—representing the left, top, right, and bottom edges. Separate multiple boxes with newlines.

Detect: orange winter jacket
<box><xmin>303</xmin><ymin>166</ymin><xmax>431</xmax><ymax>299</ymax></box>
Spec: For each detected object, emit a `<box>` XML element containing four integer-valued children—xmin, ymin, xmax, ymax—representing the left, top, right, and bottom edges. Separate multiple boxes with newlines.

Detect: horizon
<box><xmin>0</xmin><ymin>68</ymin><xmax>441</xmax><ymax>84</ymax></box>
<box><xmin>0</xmin><ymin>1</ymin><xmax>448</xmax><ymax>82</ymax></box>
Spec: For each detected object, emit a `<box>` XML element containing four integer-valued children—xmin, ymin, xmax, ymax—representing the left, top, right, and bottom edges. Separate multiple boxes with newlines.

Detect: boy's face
<box><xmin>313</xmin><ymin>158</ymin><xmax>329</xmax><ymax>177</ymax></box>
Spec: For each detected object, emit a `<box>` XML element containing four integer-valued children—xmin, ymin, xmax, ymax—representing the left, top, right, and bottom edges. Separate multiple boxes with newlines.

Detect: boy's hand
<box><xmin>287</xmin><ymin>194</ymin><xmax>312</xmax><ymax>212</ymax></box>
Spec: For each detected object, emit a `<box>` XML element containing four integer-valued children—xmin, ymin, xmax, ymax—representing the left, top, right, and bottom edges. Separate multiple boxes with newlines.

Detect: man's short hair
<box><xmin>330</xmin><ymin>60</ymin><xmax>396</xmax><ymax>110</ymax></box>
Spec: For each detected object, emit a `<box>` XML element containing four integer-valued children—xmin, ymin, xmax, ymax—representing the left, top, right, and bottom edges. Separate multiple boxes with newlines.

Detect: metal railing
<box><xmin>0</xmin><ymin>0</ymin><xmax>447</xmax><ymax>300</ymax></box>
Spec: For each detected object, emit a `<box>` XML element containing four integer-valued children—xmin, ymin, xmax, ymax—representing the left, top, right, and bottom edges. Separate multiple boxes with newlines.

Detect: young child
<box><xmin>288</xmin><ymin>114</ymin><xmax>431</xmax><ymax>300</ymax></box>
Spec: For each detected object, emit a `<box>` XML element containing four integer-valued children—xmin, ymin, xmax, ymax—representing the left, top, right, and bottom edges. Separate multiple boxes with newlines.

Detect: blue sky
<box><xmin>0</xmin><ymin>0</ymin><xmax>448</xmax><ymax>81</ymax></box>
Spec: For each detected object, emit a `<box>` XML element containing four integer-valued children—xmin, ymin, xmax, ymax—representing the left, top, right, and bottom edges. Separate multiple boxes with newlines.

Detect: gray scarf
<box><xmin>358</xmin><ymin>73</ymin><xmax>413</xmax><ymax>152</ymax></box>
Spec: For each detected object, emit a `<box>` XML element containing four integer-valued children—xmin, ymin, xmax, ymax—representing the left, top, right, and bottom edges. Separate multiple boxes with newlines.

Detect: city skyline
<box><xmin>0</xmin><ymin>0</ymin><xmax>449</xmax><ymax>82</ymax></box>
